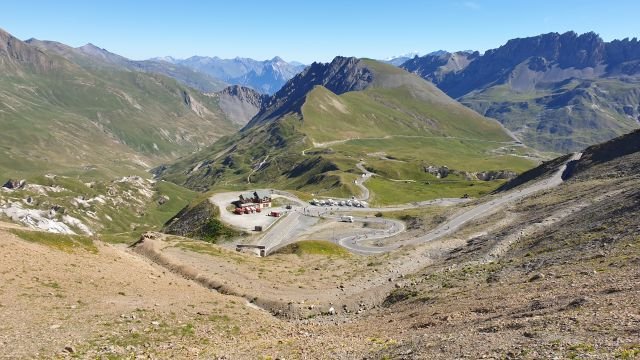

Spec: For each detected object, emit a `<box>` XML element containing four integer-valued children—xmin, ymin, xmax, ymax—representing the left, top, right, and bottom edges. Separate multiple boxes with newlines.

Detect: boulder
<box><xmin>2</xmin><ymin>179</ymin><xmax>26</xmax><ymax>189</ymax></box>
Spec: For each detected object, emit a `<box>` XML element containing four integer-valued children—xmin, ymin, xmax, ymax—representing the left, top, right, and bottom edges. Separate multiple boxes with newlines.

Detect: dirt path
<box><xmin>247</xmin><ymin>155</ymin><xmax>269</xmax><ymax>184</ymax></box>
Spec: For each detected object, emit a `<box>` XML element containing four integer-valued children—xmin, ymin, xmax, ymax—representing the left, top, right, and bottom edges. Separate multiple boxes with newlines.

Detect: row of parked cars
<box><xmin>310</xmin><ymin>198</ymin><xmax>369</xmax><ymax>208</ymax></box>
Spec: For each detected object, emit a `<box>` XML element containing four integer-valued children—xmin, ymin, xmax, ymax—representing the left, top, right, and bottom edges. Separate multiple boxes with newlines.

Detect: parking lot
<box><xmin>209</xmin><ymin>191</ymin><xmax>291</xmax><ymax>231</ymax></box>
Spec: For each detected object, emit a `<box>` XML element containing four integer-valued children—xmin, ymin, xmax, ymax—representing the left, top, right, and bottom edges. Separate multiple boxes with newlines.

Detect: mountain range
<box><xmin>402</xmin><ymin>31</ymin><xmax>640</xmax><ymax>152</ymax></box>
<box><xmin>24</xmin><ymin>37</ymin><xmax>306</xmax><ymax>96</ymax></box>
<box><xmin>153</xmin><ymin>55</ymin><xmax>306</xmax><ymax>95</ymax></box>
<box><xmin>3</xmin><ymin>26</ymin><xmax>640</xmax><ymax>233</ymax></box>
<box><xmin>25</xmin><ymin>39</ymin><xmax>229</xmax><ymax>93</ymax></box>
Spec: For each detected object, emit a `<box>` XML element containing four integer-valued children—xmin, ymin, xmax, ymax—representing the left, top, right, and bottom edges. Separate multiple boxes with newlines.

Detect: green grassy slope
<box><xmin>0</xmin><ymin>67</ymin><xmax>237</xmax><ymax>178</ymax></box>
<box><xmin>301</xmin><ymin>85</ymin><xmax>510</xmax><ymax>144</ymax></box>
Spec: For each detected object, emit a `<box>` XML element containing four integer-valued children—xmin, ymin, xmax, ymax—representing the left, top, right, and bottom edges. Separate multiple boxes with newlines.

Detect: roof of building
<box><xmin>240</xmin><ymin>192</ymin><xmax>255</xmax><ymax>200</ymax></box>
<box><xmin>255</xmin><ymin>190</ymin><xmax>271</xmax><ymax>200</ymax></box>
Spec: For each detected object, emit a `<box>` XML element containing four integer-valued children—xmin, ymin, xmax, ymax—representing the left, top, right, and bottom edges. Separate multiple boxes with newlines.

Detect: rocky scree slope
<box><xmin>212</xmin><ymin>85</ymin><xmax>269</xmax><ymax>126</ymax></box>
<box><xmin>372</xmin><ymin>129</ymin><xmax>640</xmax><ymax>358</ymax></box>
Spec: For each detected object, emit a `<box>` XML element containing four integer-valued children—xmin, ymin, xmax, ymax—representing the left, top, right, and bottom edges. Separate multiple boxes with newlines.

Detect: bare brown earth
<box><xmin>1</xmin><ymin>148</ymin><xmax>640</xmax><ymax>359</ymax></box>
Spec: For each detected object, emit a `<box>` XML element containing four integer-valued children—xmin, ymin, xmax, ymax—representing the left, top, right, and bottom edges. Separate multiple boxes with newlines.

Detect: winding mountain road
<box><xmin>338</xmin><ymin>152</ymin><xmax>582</xmax><ymax>254</ymax></box>
<box><xmin>354</xmin><ymin>162</ymin><xmax>374</xmax><ymax>200</ymax></box>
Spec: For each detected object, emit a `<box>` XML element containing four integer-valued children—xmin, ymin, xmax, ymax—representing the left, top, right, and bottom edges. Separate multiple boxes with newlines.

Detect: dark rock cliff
<box><xmin>245</xmin><ymin>56</ymin><xmax>374</xmax><ymax>128</ymax></box>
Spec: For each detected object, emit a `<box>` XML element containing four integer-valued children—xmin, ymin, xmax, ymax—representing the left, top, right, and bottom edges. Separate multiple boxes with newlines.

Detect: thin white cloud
<box><xmin>463</xmin><ymin>1</ymin><xmax>481</xmax><ymax>10</ymax></box>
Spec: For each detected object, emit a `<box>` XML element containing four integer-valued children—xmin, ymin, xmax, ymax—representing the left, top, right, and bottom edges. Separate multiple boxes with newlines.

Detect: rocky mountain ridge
<box><xmin>24</xmin><ymin>38</ymin><xmax>228</xmax><ymax>92</ymax></box>
<box><xmin>402</xmin><ymin>31</ymin><xmax>640</xmax><ymax>152</ymax></box>
<box><xmin>246</xmin><ymin>56</ymin><xmax>374</xmax><ymax>127</ymax></box>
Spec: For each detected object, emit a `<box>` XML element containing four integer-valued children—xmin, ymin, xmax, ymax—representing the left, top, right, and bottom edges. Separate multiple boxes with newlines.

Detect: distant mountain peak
<box><xmin>384</xmin><ymin>51</ymin><xmax>421</xmax><ymax>61</ymax></box>
<box><xmin>79</xmin><ymin>43</ymin><xmax>103</xmax><ymax>51</ymax></box>
<box><xmin>172</xmin><ymin>55</ymin><xmax>306</xmax><ymax>94</ymax></box>
<box><xmin>149</xmin><ymin>56</ymin><xmax>179</xmax><ymax>64</ymax></box>
<box><xmin>246</xmin><ymin>56</ymin><xmax>378</xmax><ymax>128</ymax></box>
<box><xmin>78</xmin><ymin>43</ymin><xmax>116</xmax><ymax>56</ymax></box>
<box><xmin>426</xmin><ymin>50</ymin><xmax>449</xmax><ymax>57</ymax></box>
<box><xmin>382</xmin><ymin>51</ymin><xmax>422</xmax><ymax>66</ymax></box>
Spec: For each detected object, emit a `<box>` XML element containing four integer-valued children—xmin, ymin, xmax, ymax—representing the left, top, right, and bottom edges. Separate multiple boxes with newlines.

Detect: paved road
<box><xmin>339</xmin><ymin>152</ymin><xmax>582</xmax><ymax>254</ymax></box>
<box><xmin>334</xmin><ymin>216</ymin><xmax>406</xmax><ymax>255</ymax></box>
<box><xmin>354</xmin><ymin>162</ymin><xmax>374</xmax><ymax>201</ymax></box>
<box><xmin>258</xmin><ymin>211</ymin><xmax>304</xmax><ymax>253</ymax></box>
<box><xmin>309</xmin><ymin>197</ymin><xmax>470</xmax><ymax>214</ymax></box>
<box><xmin>215</xmin><ymin>189</ymin><xmax>468</xmax><ymax>255</ymax></box>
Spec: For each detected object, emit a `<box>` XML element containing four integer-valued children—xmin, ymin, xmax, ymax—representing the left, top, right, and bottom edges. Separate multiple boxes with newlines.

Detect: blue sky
<box><xmin>1</xmin><ymin>0</ymin><xmax>639</xmax><ymax>63</ymax></box>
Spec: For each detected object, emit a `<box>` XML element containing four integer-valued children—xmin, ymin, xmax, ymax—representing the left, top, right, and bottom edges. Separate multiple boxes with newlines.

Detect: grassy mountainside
<box><xmin>461</xmin><ymin>78</ymin><xmax>640</xmax><ymax>153</ymax></box>
<box><xmin>0</xmin><ymin>28</ymin><xmax>238</xmax><ymax>239</ymax></box>
<box><xmin>0</xmin><ymin>28</ymin><xmax>238</xmax><ymax>178</ymax></box>
<box><xmin>160</xmin><ymin>58</ymin><xmax>538</xmax><ymax>202</ymax></box>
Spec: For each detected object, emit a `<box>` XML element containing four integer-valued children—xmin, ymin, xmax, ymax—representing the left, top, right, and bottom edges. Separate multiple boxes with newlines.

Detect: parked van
<box><xmin>340</xmin><ymin>216</ymin><xmax>354</xmax><ymax>223</ymax></box>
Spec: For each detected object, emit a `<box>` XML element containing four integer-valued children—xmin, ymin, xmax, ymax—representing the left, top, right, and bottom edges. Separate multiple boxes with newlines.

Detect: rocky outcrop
<box><xmin>424</xmin><ymin>165</ymin><xmax>450</xmax><ymax>179</ymax></box>
<box><xmin>215</xmin><ymin>85</ymin><xmax>269</xmax><ymax>126</ymax></box>
<box><xmin>474</xmin><ymin>170</ymin><xmax>517</xmax><ymax>181</ymax></box>
<box><xmin>2</xmin><ymin>179</ymin><xmax>26</xmax><ymax>190</ymax></box>
<box><xmin>163</xmin><ymin>200</ymin><xmax>241</xmax><ymax>243</ymax></box>
<box><xmin>401</xmin><ymin>51</ymin><xmax>479</xmax><ymax>85</ymax></box>
<box><xmin>246</xmin><ymin>57</ymin><xmax>374</xmax><ymax>128</ymax></box>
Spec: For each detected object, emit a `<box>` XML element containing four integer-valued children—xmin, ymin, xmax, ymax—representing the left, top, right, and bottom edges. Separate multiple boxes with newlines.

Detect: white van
<box><xmin>340</xmin><ymin>216</ymin><xmax>354</xmax><ymax>223</ymax></box>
